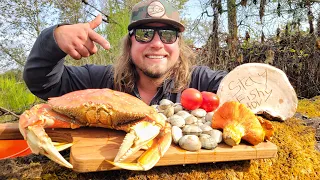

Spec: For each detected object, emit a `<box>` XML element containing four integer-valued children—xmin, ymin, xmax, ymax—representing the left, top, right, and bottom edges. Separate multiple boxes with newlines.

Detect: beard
<box><xmin>133</xmin><ymin>62</ymin><xmax>173</xmax><ymax>79</ymax></box>
<box><xmin>142</xmin><ymin>70</ymin><xmax>163</xmax><ymax>78</ymax></box>
<box><xmin>137</xmin><ymin>65</ymin><xmax>167</xmax><ymax>78</ymax></box>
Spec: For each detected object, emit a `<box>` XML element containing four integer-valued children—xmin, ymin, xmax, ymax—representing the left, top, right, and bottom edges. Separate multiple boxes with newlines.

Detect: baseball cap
<box><xmin>128</xmin><ymin>0</ymin><xmax>185</xmax><ymax>32</ymax></box>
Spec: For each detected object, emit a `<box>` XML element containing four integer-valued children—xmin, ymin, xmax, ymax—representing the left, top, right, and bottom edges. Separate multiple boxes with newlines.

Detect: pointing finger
<box><xmin>68</xmin><ymin>49</ymin><xmax>81</xmax><ymax>60</ymax></box>
<box><xmin>88</xmin><ymin>29</ymin><xmax>110</xmax><ymax>50</ymax></box>
<box><xmin>88</xmin><ymin>14</ymin><xmax>102</xmax><ymax>29</ymax></box>
<box><xmin>76</xmin><ymin>45</ymin><xmax>91</xmax><ymax>57</ymax></box>
<box><xmin>84</xmin><ymin>39</ymin><xmax>98</xmax><ymax>54</ymax></box>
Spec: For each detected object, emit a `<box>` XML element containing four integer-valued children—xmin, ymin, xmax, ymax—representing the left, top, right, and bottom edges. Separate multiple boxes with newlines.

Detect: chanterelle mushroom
<box><xmin>211</xmin><ymin>101</ymin><xmax>274</xmax><ymax>146</ymax></box>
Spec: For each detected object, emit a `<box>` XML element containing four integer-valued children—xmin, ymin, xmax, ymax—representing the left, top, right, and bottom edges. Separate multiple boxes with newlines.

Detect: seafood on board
<box><xmin>4</xmin><ymin>87</ymin><xmax>277</xmax><ymax>171</ymax></box>
<box><xmin>18</xmin><ymin>88</ymin><xmax>171</xmax><ymax>171</ymax></box>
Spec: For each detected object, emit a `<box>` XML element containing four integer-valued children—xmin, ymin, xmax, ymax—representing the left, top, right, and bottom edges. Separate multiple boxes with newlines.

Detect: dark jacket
<box><xmin>23</xmin><ymin>25</ymin><xmax>228</xmax><ymax>105</ymax></box>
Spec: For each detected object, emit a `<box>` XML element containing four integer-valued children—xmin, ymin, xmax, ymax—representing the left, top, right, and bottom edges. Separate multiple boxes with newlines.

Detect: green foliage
<box><xmin>101</xmin><ymin>0</ymin><xmax>133</xmax><ymax>64</ymax></box>
<box><xmin>0</xmin><ymin>72</ymin><xmax>41</xmax><ymax>114</ymax></box>
<box><xmin>167</xmin><ymin>0</ymin><xmax>188</xmax><ymax>10</ymax></box>
<box><xmin>65</xmin><ymin>0</ymin><xmax>138</xmax><ymax>66</ymax></box>
<box><xmin>241</xmin><ymin>40</ymin><xmax>253</xmax><ymax>50</ymax></box>
<box><xmin>52</xmin><ymin>0</ymin><xmax>85</xmax><ymax>24</ymax></box>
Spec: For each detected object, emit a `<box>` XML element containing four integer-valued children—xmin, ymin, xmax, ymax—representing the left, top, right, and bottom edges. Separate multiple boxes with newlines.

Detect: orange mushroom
<box><xmin>211</xmin><ymin>101</ymin><xmax>274</xmax><ymax>146</ymax></box>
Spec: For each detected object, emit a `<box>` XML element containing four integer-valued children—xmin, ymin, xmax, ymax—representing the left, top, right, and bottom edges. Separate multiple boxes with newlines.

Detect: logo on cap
<box><xmin>147</xmin><ymin>1</ymin><xmax>165</xmax><ymax>18</ymax></box>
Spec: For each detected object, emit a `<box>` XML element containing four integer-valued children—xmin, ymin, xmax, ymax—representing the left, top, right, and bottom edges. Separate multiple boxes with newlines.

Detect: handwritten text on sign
<box><xmin>227</xmin><ymin>69</ymin><xmax>272</xmax><ymax>109</ymax></box>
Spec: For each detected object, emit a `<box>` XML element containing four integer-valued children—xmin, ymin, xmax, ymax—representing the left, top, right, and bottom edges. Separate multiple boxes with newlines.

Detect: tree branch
<box><xmin>0</xmin><ymin>106</ymin><xmax>20</xmax><ymax>119</ymax></box>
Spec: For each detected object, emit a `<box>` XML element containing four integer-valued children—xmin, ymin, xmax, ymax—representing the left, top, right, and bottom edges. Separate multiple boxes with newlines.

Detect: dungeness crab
<box><xmin>18</xmin><ymin>88</ymin><xmax>171</xmax><ymax>171</ymax></box>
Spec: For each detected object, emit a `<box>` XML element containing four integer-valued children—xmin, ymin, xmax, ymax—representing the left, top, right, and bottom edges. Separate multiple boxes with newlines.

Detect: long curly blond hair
<box><xmin>113</xmin><ymin>34</ymin><xmax>196</xmax><ymax>94</ymax></box>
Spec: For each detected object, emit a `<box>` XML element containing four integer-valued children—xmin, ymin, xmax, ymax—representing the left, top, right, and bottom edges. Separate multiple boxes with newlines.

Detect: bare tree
<box><xmin>0</xmin><ymin>0</ymin><xmax>84</xmax><ymax>72</ymax></box>
<box><xmin>227</xmin><ymin>0</ymin><xmax>238</xmax><ymax>60</ymax></box>
<box><xmin>208</xmin><ymin>0</ymin><xmax>221</xmax><ymax>66</ymax></box>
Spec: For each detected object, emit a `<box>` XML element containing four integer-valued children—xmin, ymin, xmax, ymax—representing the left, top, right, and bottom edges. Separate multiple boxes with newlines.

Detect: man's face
<box><xmin>130</xmin><ymin>23</ymin><xmax>180</xmax><ymax>79</ymax></box>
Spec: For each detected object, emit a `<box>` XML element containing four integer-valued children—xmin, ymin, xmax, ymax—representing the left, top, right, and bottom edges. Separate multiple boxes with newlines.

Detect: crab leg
<box><xmin>114</xmin><ymin>120</ymin><xmax>161</xmax><ymax>162</ymax></box>
<box><xmin>19</xmin><ymin>104</ymin><xmax>81</xmax><ymax>168</ymax></box>
<box><xmin>107</xmin><ymin>122</ymin><xmax>172</xmax><ymax>171</ymax></box>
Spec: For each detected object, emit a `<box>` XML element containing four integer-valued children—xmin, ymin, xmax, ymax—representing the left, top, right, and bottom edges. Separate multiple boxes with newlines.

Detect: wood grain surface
<box><xmin>0</xmin><ymin>123</ymin><xmax>277</xmax><ymax>172</ymax></box>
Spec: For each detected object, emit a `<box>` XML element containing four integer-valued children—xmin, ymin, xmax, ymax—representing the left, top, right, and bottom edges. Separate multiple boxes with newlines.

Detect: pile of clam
<box><xmin>152</xmin><ymin>99</ymin><xmax>223</xmax><ymax>151</ymax></box>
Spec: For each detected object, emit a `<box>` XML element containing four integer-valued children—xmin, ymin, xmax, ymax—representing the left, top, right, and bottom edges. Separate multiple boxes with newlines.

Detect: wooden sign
<box><xmin>217</xmin><ymin>63</ymin><xmax>298</xmax><ymax>120</ymax></box>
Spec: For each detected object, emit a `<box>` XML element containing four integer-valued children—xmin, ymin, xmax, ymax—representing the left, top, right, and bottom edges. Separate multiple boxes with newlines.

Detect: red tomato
<box><xmin>200</xmin><ymin>91</ymin><xmax>220</xmax><ymax>112</ymax></box>
<box><xmin>180</xmin><ymin>88</ymin><xmax>203</xmax><ymax>110</ymax></box>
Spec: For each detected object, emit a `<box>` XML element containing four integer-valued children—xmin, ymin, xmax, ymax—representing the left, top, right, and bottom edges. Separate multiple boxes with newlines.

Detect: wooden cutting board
<box><xmin>0</xmin><ymin>123</ymin><xmax>277</xmax><ymax>172</ymax></box>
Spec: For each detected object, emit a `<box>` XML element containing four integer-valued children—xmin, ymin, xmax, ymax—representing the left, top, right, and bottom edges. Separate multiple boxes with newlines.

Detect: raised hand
<box><xmin>54</xmin><ymin>14</ymin><xmax>110</xmax><ymax>60</ymax></box>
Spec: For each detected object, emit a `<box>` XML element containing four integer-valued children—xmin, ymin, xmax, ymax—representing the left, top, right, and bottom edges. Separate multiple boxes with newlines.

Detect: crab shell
<box><xmin>49</xmin><ymin>88</ymin><xmax>162</xmax><ymax>130</ymax></box>
<box><xmin>18</xmin><ymin>88</ymin><xmax>172</xmax><ymax>171</ymax></box>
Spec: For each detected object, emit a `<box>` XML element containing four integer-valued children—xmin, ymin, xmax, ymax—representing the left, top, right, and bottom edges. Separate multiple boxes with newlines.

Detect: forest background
<box><xmin>0</xmin><ymin>0</ymin><xmax>319</xmax><ymax>121</ymax></box>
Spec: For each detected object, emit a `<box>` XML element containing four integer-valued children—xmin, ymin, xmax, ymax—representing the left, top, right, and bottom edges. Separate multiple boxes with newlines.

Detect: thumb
<box><xmin>88</xmin><ymin>14</ymin><xmax>102</xmax><ymax>29</ymax></box>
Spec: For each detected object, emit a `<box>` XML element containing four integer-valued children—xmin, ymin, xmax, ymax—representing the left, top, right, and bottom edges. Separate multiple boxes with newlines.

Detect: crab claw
<box><xmin>25</xmin><ymin>125</ymin><xmax>74</xmax><ymax>168</ymax></box>
<box><xmin>107</xmin><ymin>122</ymin><xmax>172</xmax><ymax>171</ymax></box>
<box><xmin>19</xmin><ymin>104</ymin><xmax>81</xmax><ymax>169</ymax></box>
<box><xmin>114</xmin><ymin>121</ymin><xmax>161</xmax><ymax>162</ymax></box>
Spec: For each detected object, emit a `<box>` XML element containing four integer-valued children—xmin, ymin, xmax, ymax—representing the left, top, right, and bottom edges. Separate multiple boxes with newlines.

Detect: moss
<box><xmin>297</xmin><ymin>96</ymin><xmax>320</xmax><ymax>118</ymax></box>
<box><xmin>248</xmin><ymin>118</ymin><xmax>320</xmax><ymax>179</ymax></box>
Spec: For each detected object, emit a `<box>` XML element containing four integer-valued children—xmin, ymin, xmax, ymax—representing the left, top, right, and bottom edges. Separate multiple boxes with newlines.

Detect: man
<box><xmin>23</xmin><ymin>0</ymin><xmax>227</xmax><ymax>105</ymax></box>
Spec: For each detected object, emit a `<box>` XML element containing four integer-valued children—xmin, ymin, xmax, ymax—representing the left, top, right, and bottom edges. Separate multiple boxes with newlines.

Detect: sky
<box><xmin>183</xmin><ymin>0</ymin><xmax>205</xmax><ymax>19</ymax></box>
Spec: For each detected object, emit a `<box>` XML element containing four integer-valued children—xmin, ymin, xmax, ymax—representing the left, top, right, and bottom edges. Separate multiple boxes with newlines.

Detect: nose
<box><xmin>149</xmin><ymin>32</ymin><xmax>164</xmax><ymax>48</ymax></box>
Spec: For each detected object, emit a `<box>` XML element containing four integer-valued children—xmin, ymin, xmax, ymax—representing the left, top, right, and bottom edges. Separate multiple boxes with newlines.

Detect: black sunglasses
<box><xmin>129</xmin><ymin>27</ymin><xmax>179</xmax><ymax>44</ymax></box>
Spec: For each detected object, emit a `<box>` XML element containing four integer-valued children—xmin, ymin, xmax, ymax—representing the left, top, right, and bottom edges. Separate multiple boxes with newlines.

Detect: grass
<box><xmin>0</xmin><ymin>72</ymin><xmax>42</xmax><ymax>122</ymax></box>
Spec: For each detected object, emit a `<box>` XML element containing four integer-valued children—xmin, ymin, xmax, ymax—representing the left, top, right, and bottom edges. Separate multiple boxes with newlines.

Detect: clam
<box><xmin>207</xmin><ymin>129</ymin><xmax>223</xmax><ymax>143</ymax></box>
<box><xmin>159</xmin><ymin>99</ymin><xmax>173</xmax><ymax>110</ymax></box>
<box><xmin>173</xmin><ymin>103</ymin><xmax>183</xmax><ymax>113</ymax></box>
<box><xmin>198</xmin><ymin>117</ymin><xmax>206</xmax><ymax>123</ymax></box>
<box><xmin>168</xmin><ymin>114</ymin><xmax>185</xmax><ymax>128</ymax></box>
<box><xmin>163</xmin><ymin>106</ymin><xmax>175</xmax><ymax>118</ymax></box>
<box><xmin>204</xmin><ymin>121</ymin><xmax>212</xmax><ymax>127</ymax></box>
<box><xmin>200</xmin><ymin>124</ymin><xmax>213</xmax><ymax>134</ymax></box>
<box><xmin>176</xmin><ymin>110</ymin><xmax>191</xmax><ymax>119</ymax></box>
<box><xmin>179</xmin><ymin>135</ymin><xmax>202</xmax><ymax>151</ymax></box>
<box><xmin>185</xmin><ymin>115</ymin><xmax>197</xmax><ymax>125</ymax></box>
<box><xmin>172</xmin><ymin>126</ymin><xmax>183</xmax><ymax>144</ymax></box>
<box><xmin>152</xmin><ymin>99</ymin><xmax>224</xmax><ymax>152</ymax></box>
<box><xmin>195</xmin><ymin>122</ymin><xmax>204</xmax><ymax>126</ymax></box>
<box><xmin>199</xmin><ymin>134</ymin><xmax>218</xmax><ymax>150</ymax></box>
<box><xmin>151</xmin><ymin>105</ymin><xmax>159</xmax><ymax>111</ymax></box>
<box><xmin>191</xmin><ymin>108</ymin><xmax>207</xmax><ymax>118</ymax></box>
<box><xmin>182</xmin><ymin>125</ymin><xmax>202</xmax><ymax>136</ymax></box>
<box><xmin>205</xmin><ymin>112</ymin><xmax>214</xmax><ymax>122</ymax></box>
